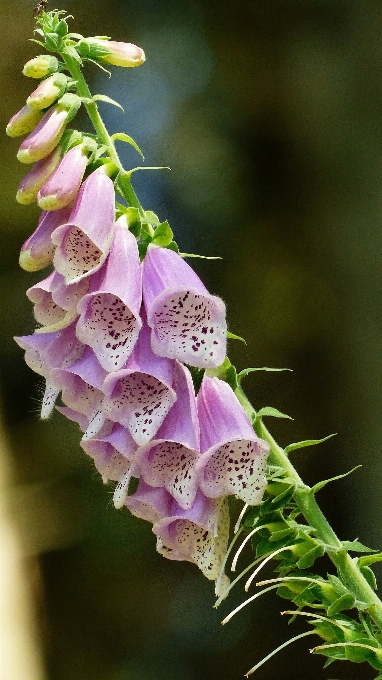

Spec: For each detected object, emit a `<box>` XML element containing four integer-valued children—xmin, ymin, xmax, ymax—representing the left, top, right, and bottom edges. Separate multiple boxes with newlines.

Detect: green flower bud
<box><xmin>22</xmin><ymin>55</ymin><xmax>59</xmax><ymax>79</ymax></box>
<box><xmin>6</xmin><ymin>105</ymin><xmax>44</xmax><ymax>137</ymax></box>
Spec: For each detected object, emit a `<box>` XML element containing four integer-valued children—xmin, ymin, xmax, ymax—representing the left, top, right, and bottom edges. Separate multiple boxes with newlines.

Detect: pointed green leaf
<box><xmin>227</xmin><ymin>331</ymin><xmax>246</xmax><ymax>344</ymax></box>
<box><xmin>257</xmin><ymin>407</ymin><xmax>293</xmax><ymax>420</ymax></box>
<box><xmin>124</xmin><ymin>206</ymin><xmax>141</xmax><ymax>238</ymax></box>
<box><xmin>86</xmin><ymin>58</ymin><xmax>112</xmax><ymax>76</ymax></box>
<box><xmin>93</xmin><ymin>94</ymin><xmax>124</xmax><ymax>112</ymax></box>
<box><xmin>285</xmin><ymin>434</ymin><xmax>336</xmax><ymax>455</ymax></box>
<box><xmin>342</xmin><ymin>540</ymin><xmax>376</xmax><ymax>553</ymax></box>
<box><xmin>237</xmin><ymin>367</ymin><xmax>292</xmax><ymax>381</ymax></box>
<box><xmin>180</xmin><ymin>253</ymin><xmax>222</xmax><ymax>260</ymax></box>
<box><xmin>142</xmin><ymin>210</ymin><xmax>160</xmax><ymax>227</ymax></box>
<box><xmin>111</xmin><ymin>133</ymin><xmax>144</xmax><ymax>159</ymax></box>
<box><xmin>311</xmin><ymin>466</ymin><xmax>362</xmax><ymax>494</ymax></box>
<box><xmin>296</xmin><ymin>543</ymin><xmax>325</xmax><ymax>569</ymax></box>
<box><xmin>358</xmin><ymin>553</ymin><xmax>382</xmax><ymax>568</ymax></box>
<box><xmin>152</xmin><ymin>220</ymin><xmax>173</xmax><ymax>247</ymax></box>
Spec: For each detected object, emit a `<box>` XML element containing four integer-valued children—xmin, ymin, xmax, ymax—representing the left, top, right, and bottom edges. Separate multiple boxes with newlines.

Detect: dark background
<box><xmin>1</xmin><ymin>1</ymin><xmax>382</xmax><ymax>678</ymax></box>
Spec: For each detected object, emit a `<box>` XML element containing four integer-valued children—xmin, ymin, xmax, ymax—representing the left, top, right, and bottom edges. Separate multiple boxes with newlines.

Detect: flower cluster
<box><xmin>8</xmin><ymin>27</ymin><xmax>270</xmax><ymax>592</ymax></box>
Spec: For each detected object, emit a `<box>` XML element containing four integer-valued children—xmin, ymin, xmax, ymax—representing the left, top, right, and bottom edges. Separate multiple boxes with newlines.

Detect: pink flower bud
<box><xmin>37</xmin><ymin>145</ymin><xmax>88</xmax><ymax>211</ymax></box>
<box><xmin>78</xmin><ymin>38</ymin><xmax>145</xmax><ymax>67</ymax></box>
<box><xmin>6</xmin><ymin>105</ymin><xmax>44</xmax><ymax>138</ymax></box>
<box><xmin>19</xmin><ymin>206</ymin><xmax>72</xmax><ymax>272</ymax></box>
<box><xmin>27</xmin><ymin>73</ymin><xmax>68</xmax><ymax>111</ymax></box>
<box><xmin>16</xmin><ymin>146</ymin><xmax>63</xmax><ymax>205</ymax></box>
<box><xmin>22</xmin><ymin>55</ymin><xmax>59</xmax><ymax>78</ymax></box>
<box><xmin>16</xmin><ymin>99</ymin><xmax>77</xmax><ymax>164</ymax></box>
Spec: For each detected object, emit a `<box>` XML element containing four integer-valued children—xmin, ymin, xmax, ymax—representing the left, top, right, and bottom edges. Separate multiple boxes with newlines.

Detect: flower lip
<box><xmin>143</xmin><ymin>244</ymin><xmax>227</xmax><ymax>368</ymax></box>
<box><xmin>51</xmin><ymin>167</ymin><xmax>115</xmax><ymax>283</ymax></box>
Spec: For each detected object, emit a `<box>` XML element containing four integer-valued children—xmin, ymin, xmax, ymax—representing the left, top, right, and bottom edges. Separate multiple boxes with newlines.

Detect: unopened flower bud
<box><xmin>78</xmin><ymin>38</ymin><xmax>145</xmax><ymax>67</ymax></box>
<box><xmin>17</xmin><ymin>96</ymin><xmax>81</xmax><ymax>164</ymax></box>
<box><xmin>38</xmin><ymin>144</ymin><xmax>88</xmax><ymax>210</ymax></box>
<box><xmin>22</xmin><ymin>55</ymin><xmax>59</xmax><ymax>79</ymax></box>
<box><xmin>16</xmin><ymin>146</ymin><xmax>63</xmax><ymax>204</ymax></box>
<box><xmin>6</xmin><ymin>105</ymin><xmax>43</xmax><ymax>138</ymax></box>
<box><xmin>27</xmin><ymin>73</ymin><xmax>68</xmax><ymax>111</ymax></box>
<box><xmin>19</xmin><ymin>206</ymin><xmax>72</xmax><ymax>272</ymax></box>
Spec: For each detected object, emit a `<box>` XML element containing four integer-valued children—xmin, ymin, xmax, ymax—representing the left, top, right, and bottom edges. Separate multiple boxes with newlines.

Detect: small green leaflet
<box><xmin>256</xmin><ymin>407</ymin><xmax>293</xmax><ymax>420</ymax></box>
<box><xmin>227</xmin><ymin>331</ymin><xmax>246</xmax><ymax>343</ymax></box>
<box><xmin>238</xmin><ymin>367</ymin><xmax>292</xmax><ymax>380</ymax></box>
<box><xmin>342</xmin><ymin>540</ymin><xmax>376</xmax><ymax>553</ymax></box>
<box><xmin>285</xmin><ymin>434</ymin><xmax>337</xmax><ymax>455</ymax></box>
<box><xmin>311</xmin><ymin>466</ymin><xmax>362</xmax><ymax>494</ymax></box>
<box><xmin>111</xmin><ymin>133</ymin><xmax>144</xmax><ymax>159</ymax></box>
<box><xmin>93</xmin><ymin>94</ymin><xmax>124</xmax><ymax>112</ymax></box>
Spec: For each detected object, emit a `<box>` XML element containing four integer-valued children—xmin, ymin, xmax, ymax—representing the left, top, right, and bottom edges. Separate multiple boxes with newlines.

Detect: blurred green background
<box><xmin>1</xmin><ymin>1</ymin><xmax>382</xmax><ymax>678</ymax></box>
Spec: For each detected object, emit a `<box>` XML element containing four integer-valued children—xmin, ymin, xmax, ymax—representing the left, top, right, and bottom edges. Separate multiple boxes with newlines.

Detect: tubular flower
<box><xmin>37</xmin><ymin>144</ymin><xmax>88</xmax><ymax>211</ymax></box>
<box><xmin>76</xmin><ymin>216</ymin><xmax>142</xmax><ymax>371</ymax></box>
<box><xmin>135</xmin><ymin>361</ymin><xmax>200</xmax><ymax>510</ymax></box>
<box><xmin>77</xmin><ymin>38</ymin><xmax>145</xmax><ymax>68</ymax></box>
<box><xmin>102</xmin><ymin>320</ymin><xmax>177</xmax><ymax>446</ymax></box>
<box><xmin>19</xmin><ymin>205</ymin><xmax>72</xmax><ymax>272</ymax></box>
<box><xmin>196</xmin><ymin>376</ymin><xmax>270</xmax><ymax>504</ymax></box>
<box><xmin>52</xmin><ymin>167</ymin><xmax>115</xmax><ymax>283</ymax></box>
<box><xmin>143</xmin><ymin>244</ymin><xmax>227</xmax><ymax>368</ymax></box>
<box><xmin>153</xmin><ymin>494</ymin><xmax>230</xmax><ymax>581</ymax></box>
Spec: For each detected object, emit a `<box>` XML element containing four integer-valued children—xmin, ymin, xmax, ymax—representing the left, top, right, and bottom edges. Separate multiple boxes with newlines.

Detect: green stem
<box><xmin>62</xmin><ymin>51</ymin><xmax>144</xmax><ymax>214</ymax></box>
<box><xmin>235</xmin><ymin>383</ymin><xmax>382</xmax><ymax>633</ymax></box>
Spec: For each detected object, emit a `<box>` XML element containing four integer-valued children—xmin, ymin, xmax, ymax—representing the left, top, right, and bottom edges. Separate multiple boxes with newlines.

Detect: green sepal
<box><xmin>44</xmin><ymin>32</ymin><xmax>63</xmax><ymax>51</ymax></box>
<box><xmin>206</xmin><ymin>358</ymin><xmax>238</xmax><ymax>391</ymax></box>
<box><xmin>297</xmin><ymin>542</ymin><xmax>325</xmax><ymax>569</ymax></box>
<box><xmin>56</xmin><ymin>19</ymin><xmax>69</xmax><ymax>37</ymax></box>
<box><xmin>111</xmin><ymin>132</ymin><xmax>144</xmax><ymax>159</ymax></box>
<box><xmin>284</xmin><ymin>433</ymin><xmax>336</xmax><ymax>455</ymax></box>
<box><xmin>143</xmin><ymin>211</ymin><xmax>160</xmax><ymax>227</ymax></box>
<box><xmin>125</xmin><ymin>207</ymin><xmax>141</xmax><ymax>238</ymax></box>
<box><xmin>311</xmin><ymin>466</ymin><xmax>362</xmax><ymax>494</ymax></box>
<box><xmin>360</xmin><ymin>565</ymin><xmax>377</xmax><ymax>590</ymax></box>
<box><xmin>167</xmin><ymin>241</ymin><xmax>180</xmax><ymax>253</ymax></box>
<box><xmin>327</xmin><ymin>593</ymin><xmax>356</xmax><ymax>616</ymax></box>
<box><xmin>62</xmin><ymin>45</ymin><xmax>82</xmax><ymax>63</ymax></box>
<box><xmin>256</xmin><ymin>406</ymin><xmax>293</xmax><ymax>420</ymax></box>
<box><xmin>59</xmin><ymin>129</ymin><xmax>83</xmax><ymax>154</ymax></box>
<box><xmin>266</xmin><ymin>482</ymin><xmax>296</xmax><ymax>509</ymax></box>
<box><xmin>94</xmin><ymin>95</ymin><xmax>124</xmax><ymax>112</ymax></box>
<box><xmin>237</xmin><ymin>366</ymin><xmax>292</xmax><ymax>381</ymax></box>
<box><xmin>227</xmin><ymin>331</ymin><xmax>246</xmax><ymax>343</ymax></box>
<box><xmin>152</xmin><ymin>221</ymin><xmax>173</xmax><ymax>247</ymax></box>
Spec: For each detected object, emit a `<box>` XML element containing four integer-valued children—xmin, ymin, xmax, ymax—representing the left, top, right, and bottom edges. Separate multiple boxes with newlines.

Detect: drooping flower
<box><xmin>195</xmin><ymin>375</ymin><xmax>270</xmax><ymax>505</ymax></box>
<box><xmin>14</xmin><ymin>322</ymin><xmax>85</xmax><ymax>418</ymax></box>
<box><xmin>124</xmin><ymin>478</ymin><xmax>172</xmax><ymax>524</ymax></box>
<box><xmin>19</xmin><ymin>205</ymin><xmax>72</xmax><ymax>272</ymax></box>
<box><xmin>143</xmin><ymin>244</ymin><xmax>227</xmax><ymax>368</ymax></box>
<box><xmin>76</xmin><ymin>216</ymin><xmax>142</xmax><ymax>371</ymax></box>
<box><xmin>37</xmin><ymin>144</ymin><xmax>88</xmax><ymax>211</ymax></box>
<box><xmin>102</xmin><ymin>319</ymin><xmax>177</xmax><ymax>446</ymax></box>
<box><xmin>51</xmin><ymin>167</ymin><xmax>115</xmax><ymax>283</ymax></box>
<box><xmin>27</xmin><ymin>269</ymin><xmax>89</xmax><ymax>332</ymax></box>
<box><xmin>16</xmin><ymin>146</ymin><xmax>63</xmax><ymax>205</ymax></box>
<box><xmin>135</xmin><ymin>361</ymin><xmax>200</xmax><ymax>509</ymax></box>
<box><xmin>51</xmin><ymin>346</ymin><xmax>107</xmax><ymax>421</ymax></box>
<box><xmin>6</xmin><ymin>104</ymin><xmax>44</xmax><ymax>138</ymax></box>
<box><xmin>153</xmin><ymin>493</ymin><xmax>230</xmax><ymax>580</ymax></box>
<box><xmin>81</xmin><ymin>421</ymin><xmax>138</xmax><ymax>484</ymax></box>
